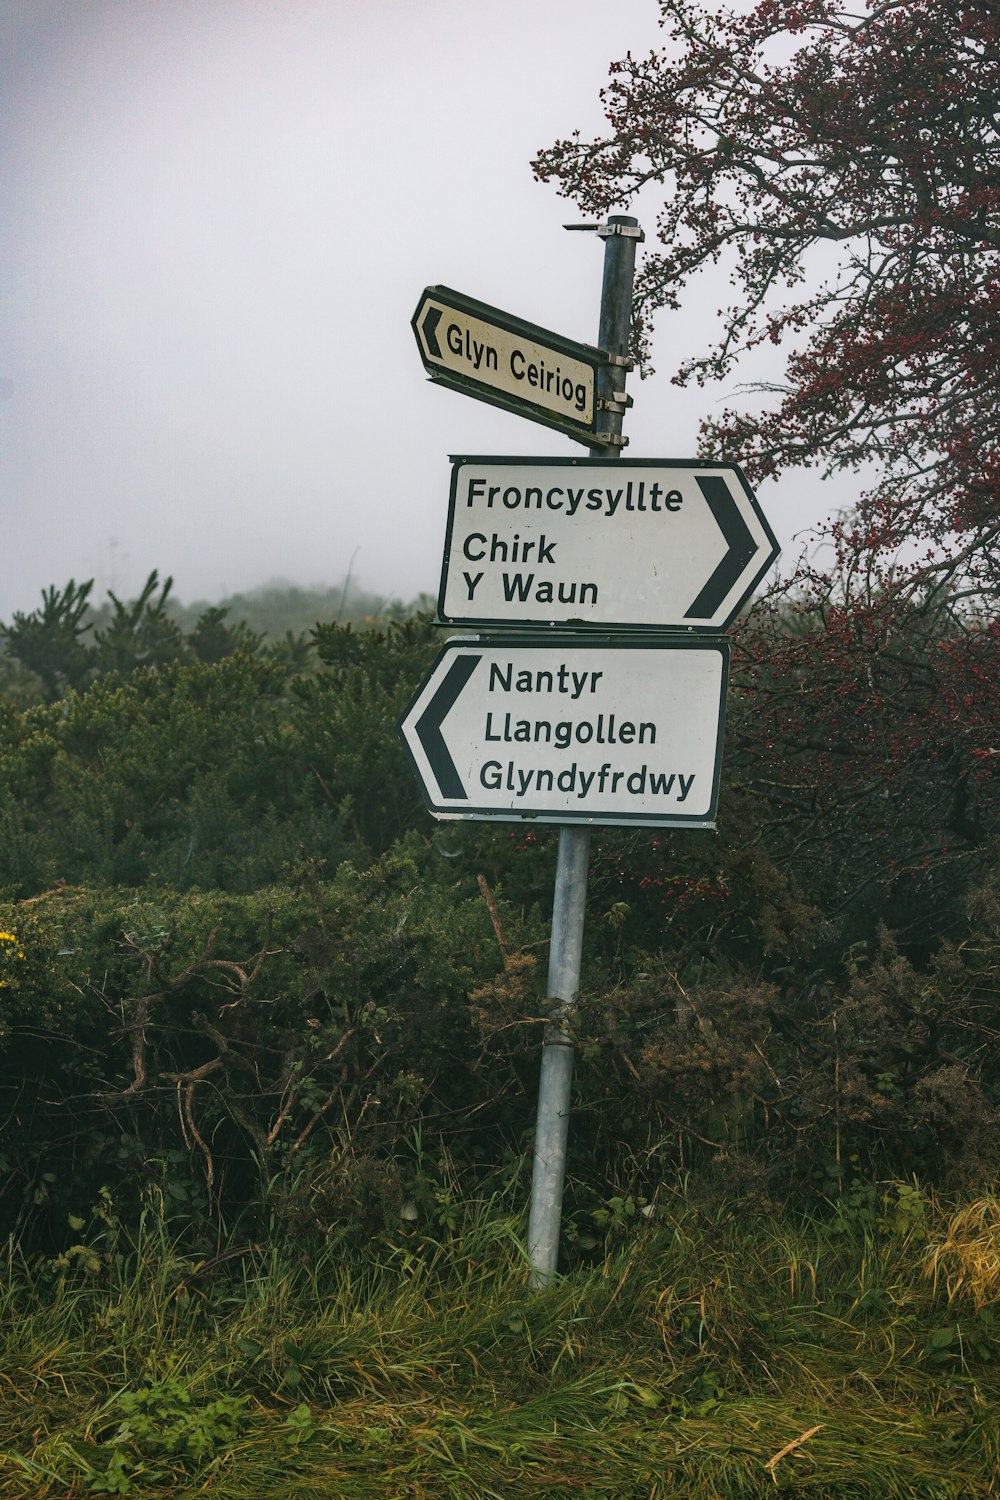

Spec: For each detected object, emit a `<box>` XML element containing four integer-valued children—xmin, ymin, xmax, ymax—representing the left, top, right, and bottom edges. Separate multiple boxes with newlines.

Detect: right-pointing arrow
<box><xmin>414</xmin><ymin>652</ymin><xmax>480</xmax><ymax>800</ymax></box>
<box><xmin>684</xmin><ymin>475</ymin><xmax>758</xmax><ymax>621</ymax></box>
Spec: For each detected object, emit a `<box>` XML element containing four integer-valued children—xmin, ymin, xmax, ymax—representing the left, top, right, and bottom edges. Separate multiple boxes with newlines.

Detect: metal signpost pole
<box><xmin>526</xmin><ymin>215</ymin><xmax>642</xmax><ymax>1287</ymax></box>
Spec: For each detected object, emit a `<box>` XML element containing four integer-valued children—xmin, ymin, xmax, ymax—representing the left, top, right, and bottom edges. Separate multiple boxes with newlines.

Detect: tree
<box><xmin>186</xmin><ymin>604</ymin><xmax>263</xmax><ymax>665</ymax></box>
<box><xmin>534</xmin><ymin>0</ymin><xmax>1000</xmax><ymax>610</ymax></box>
<box><xmin>0</xmin><ymin>572</ymin><xmax>190</xmax><ymax>697</ymax></box>
<box><xmin>1</xmin><ymin>579</ymin><xmax>94</xmax><ymax>702</ymax></box>
<box><xmin>91</xmin><ymin>570</ymin><xmax>187</xmax><ymax>674</ymax></box>
<box><xmin>535</xmin><ymin>0</ymin><xmax>999</xmax><ymax>941</ymax></box>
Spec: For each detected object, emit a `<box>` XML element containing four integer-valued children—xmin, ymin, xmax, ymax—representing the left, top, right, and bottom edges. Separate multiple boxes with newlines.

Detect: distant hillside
<box><xmin>0</xmin><ymin>572</ymin><xmax>434</xmax><ymax>705</ymax></box>
<box><xmin>167</xmin><ymin>578</ymin><xmax>434</xmax><ymax>638</ymax></box>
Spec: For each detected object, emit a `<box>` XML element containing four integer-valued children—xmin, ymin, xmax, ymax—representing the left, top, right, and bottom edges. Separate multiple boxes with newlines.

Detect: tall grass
<box><xmin>2</xmin><ymin>1185</ymin><xmax>999</xmax><ymax>1497</ymax></box>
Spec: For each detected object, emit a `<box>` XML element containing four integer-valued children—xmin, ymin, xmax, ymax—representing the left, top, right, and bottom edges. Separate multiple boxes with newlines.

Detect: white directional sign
<box><xmin>398</xmin><ymin>638</ymin><xmax>728</xmax><ymax>826</ymax></box>
<box><xmin>413</xmin><ymin>287</ymin><xmax>613</xmax><ymax>445</ymax></box>
<box><xmin>438</xmin><ymin>457</ymin><xmax>780</xmax><ymax>632</ymax></box>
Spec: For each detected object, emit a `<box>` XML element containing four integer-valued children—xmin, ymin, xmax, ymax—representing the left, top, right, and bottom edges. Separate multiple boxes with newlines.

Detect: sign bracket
<box><xmin>563</xmin><ymin>221</ymin><xmax>646</xmax><ymax>244</ymax></box>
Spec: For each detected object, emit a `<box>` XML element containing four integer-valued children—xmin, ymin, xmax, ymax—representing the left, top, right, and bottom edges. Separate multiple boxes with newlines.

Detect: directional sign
<box><xmin>399</xmin><ymin>637</ymin><xmax>729</xmax><ymax>827</ymax></box>
<box><xmin>437</xmin><ymin>457</ymin><xmax>780</xmax><ymax>633</ymax></box>
<box><xmin>412</xmin><ymin>287</ymin><xmax>614</xmax><ymax>445</ymax></box>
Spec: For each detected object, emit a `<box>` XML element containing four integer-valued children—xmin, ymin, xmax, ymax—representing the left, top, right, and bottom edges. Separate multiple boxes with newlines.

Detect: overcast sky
<box><xmin>2</xmin><ymin>0</ymin><xmax>856</xmax><ymax>619</ymax></box>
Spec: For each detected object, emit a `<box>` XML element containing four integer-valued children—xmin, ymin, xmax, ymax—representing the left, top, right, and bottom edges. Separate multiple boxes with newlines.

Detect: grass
<box><xmin>1</xmin><ymin>1186</ymin><xmax>999</xmax><ymax>1497</ymax></box>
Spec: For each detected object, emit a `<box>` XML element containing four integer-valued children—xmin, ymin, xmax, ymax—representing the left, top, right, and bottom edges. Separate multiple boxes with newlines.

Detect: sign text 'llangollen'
<box><xmin>398</xmin><ymin>639</ymin><xmax>729</xmax><ymax>827</ymax></box>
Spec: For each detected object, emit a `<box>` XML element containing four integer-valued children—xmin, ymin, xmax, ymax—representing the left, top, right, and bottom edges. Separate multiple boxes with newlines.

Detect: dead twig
<box><xmin>115</xmin><ymin>993</ymin><xmax>161</xmax><ymax>1098</ymax></box>
<box><xmin>764</xmin><ymin>1424</ymin><xmax>824</xmax><ymax>1476</ymax></box>
<box><xmin>477</xmin><ymin>873</ymin><xmax>509</xmax><ymax>963</ymax></box>
<box><xmin>162</xmin><ymin>1059</ymin><xmax>224</xmax><ymax>1205</ymax></box>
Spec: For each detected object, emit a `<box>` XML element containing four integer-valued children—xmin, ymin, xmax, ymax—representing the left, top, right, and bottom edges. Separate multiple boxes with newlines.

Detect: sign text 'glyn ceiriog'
<box><xmin>412</xmin><ymin>288</ymin><xmax>609</xmax><ymax>441</ymax></box>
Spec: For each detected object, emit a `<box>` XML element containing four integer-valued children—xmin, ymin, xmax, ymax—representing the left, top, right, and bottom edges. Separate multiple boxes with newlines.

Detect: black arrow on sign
<box><xmin>420</xmin><ymin>304</ymin><xmax>443</xmax><ymax>360</ymax></box>
<box><xmin>684</xmin><ymin>476</ymin><xmax>758</xmax><ymax>621</ymax></box>
<box><xmin>414</xmin><ymin>652</ymin><xmax>480</xmax><ymax>800</ymax></box>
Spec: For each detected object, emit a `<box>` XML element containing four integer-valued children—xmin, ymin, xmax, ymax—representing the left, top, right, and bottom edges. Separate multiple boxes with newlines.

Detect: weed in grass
<box><xmin>925</xmin><ymin>1196</ymin><xmax>1000</xmax><ymax>1310</ymax></box>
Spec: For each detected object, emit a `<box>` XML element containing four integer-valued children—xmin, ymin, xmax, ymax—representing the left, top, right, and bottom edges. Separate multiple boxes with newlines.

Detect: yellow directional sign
<box><xmin>413</xmin><ymin>286</ymin><xmax>615</xmax><ymax>445</ymax></box>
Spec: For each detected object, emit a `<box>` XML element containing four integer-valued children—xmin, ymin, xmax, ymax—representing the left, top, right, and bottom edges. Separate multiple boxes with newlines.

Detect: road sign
<box><xmin>398</xmin><ymin>637</ymin><xmax>728</xmax><ymax>826</ymax></box>
<box><xmin>437</xmin><ymin>456</ymin><xmax>780</xmax><ymax>632</ymax></box>
<box><xmin>412</xmin><ymin>287</ymin><xmax>615</xmax><ymax>445</ymax></box>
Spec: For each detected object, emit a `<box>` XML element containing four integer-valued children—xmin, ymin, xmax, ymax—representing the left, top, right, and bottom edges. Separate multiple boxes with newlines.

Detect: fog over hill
<box><xmin>2</xmin><ymin>0</ymin><xmax>859</xmax><ymax>623</ymax></box>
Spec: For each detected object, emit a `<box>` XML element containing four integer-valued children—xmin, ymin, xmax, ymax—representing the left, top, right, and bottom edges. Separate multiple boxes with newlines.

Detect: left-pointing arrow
<box><xmin>414</xmin><ymin>652</ymin><xmax>480</xmax><ymax>800</ymax></box>
<box><xmin>420</xmin><ymin>304</ymin><xmax>442</xmax><ymax>360</ymax></box>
